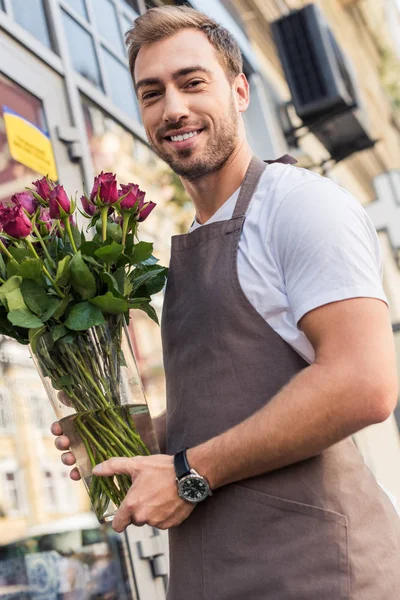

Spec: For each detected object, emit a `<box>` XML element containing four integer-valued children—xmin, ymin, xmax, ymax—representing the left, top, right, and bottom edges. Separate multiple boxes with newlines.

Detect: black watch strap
<box><xmin>174</xmin><ymin>448</ymin><xmax>191</xmax><ymax>479</ymax></box>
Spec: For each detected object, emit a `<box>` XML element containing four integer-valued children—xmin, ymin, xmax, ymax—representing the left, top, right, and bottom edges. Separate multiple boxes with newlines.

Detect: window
<box><xmin>62</xmin><ymin>10</ymin><xmax>103</xmax><ymax>89</ymax></box>
<box><xmin>93</xmin><ymin>0</ymin><xmax>125</xmax><ymax>55</ymax></box>
<box><xmin>9</xmin><ymin>0</ymin><xmax>52</xmax><ymax>49</ymax></box>
<box><xmin>101</xmin><ymin>48</ymin><xmax>139</xmax><ymax>119</ymax></box>
<box><xmin>63</xmin><ymin>0</ymin><xmax>88</xmax><ymax>20</ymax></box>
<box><xmin>30</xmin><ymin>394</ymin><xmax>54</xmax><ymax>432</ymax></box>
<box><xmin>0</xmin><ymin>463</ymin><xmax>25</xmax><ymax>515</ymax></box>
<box><xmin>5</xmin><ymin>473</ymin><xmax>19</xmax><ymax>511</ymax></box>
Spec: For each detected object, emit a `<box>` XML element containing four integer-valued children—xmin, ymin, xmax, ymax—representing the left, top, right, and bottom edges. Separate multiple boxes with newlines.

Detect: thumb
<box><xmin>92</xmin><ymin>457</ymin><xmax>135</xmax><ymax>477</ymax></box>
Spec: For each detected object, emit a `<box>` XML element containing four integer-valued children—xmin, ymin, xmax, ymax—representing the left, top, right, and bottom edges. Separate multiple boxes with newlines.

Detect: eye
<box><xmin>142</xmin><ymin>91</ymin><xmax>160</xmax><ymax>101</ymax></box>
<box><xmin>185</xmin><ymin>80</ymin><xmax>204</xmax><ymax>89</ymax></box>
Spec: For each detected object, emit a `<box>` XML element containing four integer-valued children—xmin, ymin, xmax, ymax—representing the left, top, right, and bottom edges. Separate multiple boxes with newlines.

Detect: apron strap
<box><xmin>232</xmin><ymin>154</ymin><xmax>297</xmax><ymax>219</ymax></box>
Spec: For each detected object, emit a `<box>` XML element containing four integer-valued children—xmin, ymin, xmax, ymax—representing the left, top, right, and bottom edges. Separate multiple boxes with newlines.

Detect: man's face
<box><xmin>134</xmin><ymin>29</ymin><xmax>243</xmax><ymax>181</ymax></box>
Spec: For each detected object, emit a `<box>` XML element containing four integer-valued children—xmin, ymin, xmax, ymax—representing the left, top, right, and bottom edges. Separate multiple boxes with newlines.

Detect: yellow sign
<box><xmin>3</xmin><ymin>106</ymin><xmax>58</xmax><ymax>181</ymax></box>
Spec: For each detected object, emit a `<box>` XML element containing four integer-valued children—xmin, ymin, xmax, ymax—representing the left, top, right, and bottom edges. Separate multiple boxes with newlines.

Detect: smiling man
<box><xmin>52</xmin><ymin>6</ymin><xmax>400</xmax><ymax>599</ymax></box>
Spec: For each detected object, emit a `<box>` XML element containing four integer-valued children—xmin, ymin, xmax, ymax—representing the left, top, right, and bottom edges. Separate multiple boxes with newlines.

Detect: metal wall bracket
<box><xmin>137</xmin><ymin>535</ymin><xmax>168</xmax><ymax>578</ymax></box>
<box><xmin>56</xmin><ymin>125</ymin><xmax>83</xmax><ymax>162</ymax></box>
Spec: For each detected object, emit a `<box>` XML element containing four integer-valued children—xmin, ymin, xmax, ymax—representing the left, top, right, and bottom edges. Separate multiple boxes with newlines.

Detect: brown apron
<box><xmin>161</xmin><ymin>156</ymin><xmax>400</xmax><ymax>600</ymax></box>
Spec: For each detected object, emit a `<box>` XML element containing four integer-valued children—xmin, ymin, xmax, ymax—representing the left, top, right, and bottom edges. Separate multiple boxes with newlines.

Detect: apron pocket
<box><xmin>202</xmin><ymin>483</ymin><xmax>349</xmax><ymax>600</ymax></box>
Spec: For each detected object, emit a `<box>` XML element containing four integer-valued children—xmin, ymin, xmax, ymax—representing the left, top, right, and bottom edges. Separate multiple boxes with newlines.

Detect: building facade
<box><xmin>0</xmin><ymin>0</ymin><xmax>399</xmax><ymax>597</ymax></box>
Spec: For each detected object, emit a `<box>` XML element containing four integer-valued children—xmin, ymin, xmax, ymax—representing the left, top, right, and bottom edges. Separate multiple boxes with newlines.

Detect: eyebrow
<box><xmin>135</xmin><ymin>66</ymin><xmax>213</xmax><ymax>93</ymax></box>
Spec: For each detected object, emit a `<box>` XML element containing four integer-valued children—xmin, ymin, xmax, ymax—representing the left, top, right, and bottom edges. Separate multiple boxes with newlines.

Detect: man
<box><xmin>52</xmin><ymin>6</ymin><xmax>400</xmax><ymax>599</ymax></box>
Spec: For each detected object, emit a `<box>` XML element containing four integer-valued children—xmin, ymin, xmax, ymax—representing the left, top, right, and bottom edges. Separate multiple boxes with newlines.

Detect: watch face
<box><xmin>180</xmin><ymin>476</ymin><xmax>209</xmax><ymax>502</ymax></box>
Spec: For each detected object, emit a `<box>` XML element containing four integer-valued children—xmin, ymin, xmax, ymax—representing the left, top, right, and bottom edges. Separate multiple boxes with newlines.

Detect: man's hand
<box><xmin>50</xmin><ymin>421</ymin><xmax>81</xmax><ymax>481</ymax></box>
<box><xmin>92</xmin><ymin>455</ymin><xmax>195</xmax><ymax>533</ymax></box>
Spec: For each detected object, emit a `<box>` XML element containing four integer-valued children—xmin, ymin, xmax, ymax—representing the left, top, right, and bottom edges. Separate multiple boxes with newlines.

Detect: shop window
<box><xmin>62</xmin><ymin>10</ymin><xmax>104</xmax><ymax>90</ymax></box>
<box><xmin>63</xmin><ymin>0</ymin><xmax>88</xmax><ymax>20</ymax></box>
<box><xmin>101</xmin><ymin>47</ymin><xmax>138</xmax><ymax>119</ymax></box>
<box><xmin>93</xmin><ymin>0</ymin><xmax>125</xmax><ymax>55</ymax></box>
<box><xmin>9</xmin><ymin>0</ymin><xmax>52</xmax><ymax>49</ymax></box>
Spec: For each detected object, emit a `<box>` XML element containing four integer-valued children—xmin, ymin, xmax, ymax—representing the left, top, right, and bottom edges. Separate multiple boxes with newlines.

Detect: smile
<box><xmin>166</xmin><ymin>129</ymin><xmax>203</xmax><ymax>142</ymax></box>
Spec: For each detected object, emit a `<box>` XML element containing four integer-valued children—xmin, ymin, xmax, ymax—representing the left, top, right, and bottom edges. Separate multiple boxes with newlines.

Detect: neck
<box><xmin>181</xmin><ymin>140</ymin><xmax>253</xmax><ymax>225</ymax></box>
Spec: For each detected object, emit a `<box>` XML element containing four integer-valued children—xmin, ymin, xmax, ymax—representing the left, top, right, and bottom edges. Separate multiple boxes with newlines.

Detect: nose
<box><xmin>162</xmin><ymin>87</ymin><xmax>189</xmax><ymax>124</ymax></box>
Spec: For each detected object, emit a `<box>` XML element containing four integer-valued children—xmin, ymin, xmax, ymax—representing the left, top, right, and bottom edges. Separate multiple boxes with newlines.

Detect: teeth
<box><xmin>170</xmin><ymin>130</ymin><xmax>200</xmax><ymax>142</ymax></box>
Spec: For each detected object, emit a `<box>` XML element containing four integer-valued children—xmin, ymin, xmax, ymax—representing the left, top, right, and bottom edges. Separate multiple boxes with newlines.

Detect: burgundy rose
<box><xmin>33</xmin><ymin>177</ymin><xmax>53</xmax><ymax>202</ymax></box>
<box><xmin>137</xmin><ymin>201</ymin><xmax>156</xmax><ymax>222</ymax></box>
<box><xmin>80</xmin><ymin>195</ymin><xmax>97</xmax><ymax>216</ymax></box>
<box><xmin>11</xmin><ymin>191</ymin><xmax>37</xmax><ymax>215</ymax></box>
<box><xmin>49</xmin><ymin>185</ymin><xmax>71</xmax><ymax>218</ymax></box>
<box><xmin>118</xmin><ymin>183</ymin><xmax>145</xmax><ymax>211</ymax></box>
<box><xmin>90</xmin><ymin>172</ymin><xmax>119</xmax><ymax>205</ymax></box>
<box><xmin>1</xmin><ymin>205</ymin><xmax>32</xmax><ymax>239</ymax></box>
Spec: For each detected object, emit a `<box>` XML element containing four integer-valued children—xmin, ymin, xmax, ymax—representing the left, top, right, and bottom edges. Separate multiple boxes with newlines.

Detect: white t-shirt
<box><xmin>189</xmin><ymin>163</ymin><xmax>387</xmax><ymax>364</ymax></box>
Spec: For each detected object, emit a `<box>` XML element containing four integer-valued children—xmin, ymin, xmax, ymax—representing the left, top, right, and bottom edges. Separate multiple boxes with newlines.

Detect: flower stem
<box><xmin>25</xmin><ymin>239</ymin><xmax>65</xmax><ymax>298</ymax></box>
<box><xmin>121</xmin><ymin>212</ymin><xmax>130</xmax><ymax>248</ymax></box>
<box><xmin>100</xmin><ymin>207</ymin><xmax>108</xmax><ymax>242</ymax></box>
<box><xmin>0</xmin><ymin>239</ymin><xmax>18</xmax><ymax>264</ymax></box>
<box><xmin>63</xmin><ymin>217</ymin><xmax>77</xmax><ymax>253</ymax></box>
<box><xmin>32</xmin><ymin>225</ymin><xmax>56</xmax><ymax>268</ymax></box>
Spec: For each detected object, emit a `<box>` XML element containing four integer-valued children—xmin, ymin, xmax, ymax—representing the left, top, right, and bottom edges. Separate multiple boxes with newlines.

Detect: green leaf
<box><xmin>0</xmin><ymin>276</ymin><xmax>22</xmax><ymax>306</ymax></box>
<box><xmin>52</xmin><ymin>324</ymin><xmax>68</xmax><ymax>342</ymax></box>
<box><xmin>142</xmin><ymin>254</ymin><xmax>159</xmax><ymax>266</ymax></box>
<box><xmin>69</xmin><ymin>251</ymin><xmax>97</xmax><ymax>299</ymax></box>
<box><xmin>113</xmin><ymin>267</ymin><xmax>126</xmax><ymax>295</ymax></box>
<box><xmin>131</xmin><ymin>268</ymin><xmax>165</xmax><ymax>295</ymax></box>
<box><xmin>130</xmin><ymin>242</ymin><xmax>153</xmax><ymax>265</ymax></box>
<box><xmin>129</xmin><ymin>300</ymin><xmax>159</xmax><ymax>325</ymax></box>
<box><xmin>6</xmin><ymin>288</ymin><xmax>27</xmax><ymax>311</ymax></box>
<box><xmin>70</xmin><ymin>224</ymin><xmax>82</xmax><ymax>250</ymax></box>
<box><xmin>53</xmin><ymin>375</ymin><xmax>74</xmax><ymax>390</ymax></box>
<box><xmin>55</xmin><ymin>255</ymin><xmax>71</xmax><ymax>286</ymax></box>
<box><xmin>29</xmin><ymin>326</ymin><xmax>46</xmax><ymax>353</ymax></box>
<box><xmin>0</xmin><ymin>306</ymin><xmax>29</xmax><ymax>344</ymax></box>
<box><xmin>20</xmin><ymin>279</ymin><xmax>51</xmax><ymax>316</ymax></box>
<box><xmin>94</xmin><ymin>242</ymin><xmax>123</xmax><ymax>263</ymax></box>
<box><xmin>19</xmin><ymin>258</ymin><xmax>45</xmax><ymax>283</ymax></box>
<box><xmin>65</xmin><ymin>301</ymin><xmax>105</xmax><ymax>331</ymax></box>
<box><xmin>53</xmin><ymin>294</ymin><xmax>73</xmax><ymax>320</ymax></box>
<box><xmin>80</xmin><ymin>241</ymin><xmax>101</xmax><ymax>257</ymax></box>
<box><xmin>0</xmin><ymin>254</ymin><xmax>6</xmax><ymax>279</ymax></box>
<box><xmin>6</xmin><ymin>261</ymin><xmax>20</xmax><ymax>278</ymax></box>
<box><xmin>9</xmin><ymin>247</ymin><xmax>34</xmax><ymax>262</ymax></box>
<box><xmin>8</xmin><ymin>308</ymin><xmax>44</xmax><ymax>329</ymax></box>
<box><xmin>89</xmin><ymin>292</ymin><xmax>128</xmax><ymax>315</ymax></box>
<box><xmin>41</xmin><ymin>298</ymin><xmax>62</xmax><ymax>322</ymax></box>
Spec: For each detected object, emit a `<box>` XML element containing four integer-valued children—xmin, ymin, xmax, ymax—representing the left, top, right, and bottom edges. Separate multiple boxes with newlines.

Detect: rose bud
<box><xmin>11</xmin><ymin>191</ymin><xmax>37</xmax><ymax>215</ymax></box>
<box><xmin>33</xmin><ymin>176</ymin><xmax>53</xmax><ymax>202</ymax></box>
<box><xmin>38</xmin><ymin>208</ymin><xmax>52</xmax><ymax>232</ymax></box>
<box><xmin>118</xmin><ymin>183</ymin><xmax>146</xmax><ymax>211</ymax></box>
<box><xmin>2</xmin><ymin>206</ymin><xmax>32</xmax><ymax>238</ymax></box>
<box><xmin>49</xmin><ymin>185</ymin><xmax>71</xmax><ymax>218</ymax></box>
<box><xmin>90</xmin><ymin>172</ymin><xmax>119</xmax><ymax>205</ymax></box>
<box><xmin>137</xmin><ymin>201</ymin><xmax>156</xmax><ymax>222</ymax></box>
<box><xmin>81</xmin><ymin>195</ymin><xmax>97</xmax><ymax>216</ymax></box>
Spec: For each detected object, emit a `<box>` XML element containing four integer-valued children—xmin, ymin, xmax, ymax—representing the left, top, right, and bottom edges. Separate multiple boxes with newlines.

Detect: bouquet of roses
<box><xmin>0</xmin><ymin>173</ymin><xmax>167</xmax><ymax>520</ymax></box>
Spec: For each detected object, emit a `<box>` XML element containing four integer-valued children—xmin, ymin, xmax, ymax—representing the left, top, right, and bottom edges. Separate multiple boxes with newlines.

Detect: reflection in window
<box><xmin>62</xmin><ymin>10</ymin><xmax>103</xmax><ymax>89</ymax></box>
<box><xmin>101</xmin><ymin>48</ymin><xmax>138</xmax><ymax>119</ymax></box>
<box><xmin>92</xmin><ymin>0</ymin><xmax>124</xmax><ymax>55</ymax></box>
<box><xmin>63</xmin><ymin>0</ymin><xmax>88</xmax><ymax>20</ymax></box>
<box><xmin>10</xmin><ymin>0</ymin><xmax>52</xmax><ymax>49</ymax></box>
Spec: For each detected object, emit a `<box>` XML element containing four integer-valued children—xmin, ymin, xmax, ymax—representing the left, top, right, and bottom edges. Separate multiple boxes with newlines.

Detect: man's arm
<box><xmin>187</xmin><ymin>296</ymin><xmax>398</xmax><ymax>489</ymax></box>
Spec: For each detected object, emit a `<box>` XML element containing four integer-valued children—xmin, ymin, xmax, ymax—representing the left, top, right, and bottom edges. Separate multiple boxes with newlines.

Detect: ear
<box><xmin>233</xmin><ymin>73</ymin><xmax>250</xmax><ymax>113</ymax></box>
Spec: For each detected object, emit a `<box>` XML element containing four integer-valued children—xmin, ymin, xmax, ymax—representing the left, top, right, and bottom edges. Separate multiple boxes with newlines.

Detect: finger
<box><xmin>112</xmin><ymin>498</ymin><xmax>138</xmax><ymax>533</ymax></box>
<box><xmin>70</xmin><ymin>467</ymin><xmax>81</xmax><ymax>481</ymax></box>
<box><xmin>54</xmin><ymin>435</ymin><xmax>71</xmax><ymax>451</ymax></box>
<box><xmin>61</xmin><ymin>452</ymin><xmax>76</xmax><ymax>466</ymax></box>
<box><xmin>50</xmin><ymin>421</ymin><xmax>63</xmax><ymax>436</ymax></box>
<box><xmin>92</xmin><ymin>457</ymin><xmax>136</xmax><ymax>478</ymax></box>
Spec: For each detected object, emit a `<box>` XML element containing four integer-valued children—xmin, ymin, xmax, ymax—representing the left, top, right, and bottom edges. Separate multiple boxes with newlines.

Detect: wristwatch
<box><xmin>174</xmin><ymin>448</ymin><xmax>212</xmax><ymax>504</ymax></box>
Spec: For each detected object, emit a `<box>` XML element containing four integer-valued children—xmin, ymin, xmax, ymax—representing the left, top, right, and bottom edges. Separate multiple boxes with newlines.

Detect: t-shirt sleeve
<box><xmin>270</xmin><ymin>178</ymin><xmax>388</xmax><ymax>327</ymax></box>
